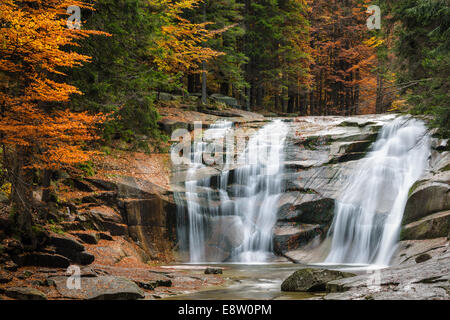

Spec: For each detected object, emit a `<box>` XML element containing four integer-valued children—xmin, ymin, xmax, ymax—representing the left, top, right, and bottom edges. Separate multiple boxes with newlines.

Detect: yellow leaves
<box><xmin>0</xmin><ymin>0</ymin><xmax>107</xmax><ymax>170</ymax></box>
<box><xmin>152</xmin><ymin>0</ymin><xmax>224</xmax><ymax>73</ymax></box>
<box><xmin>389</xmin><ymin>99</ymin><xmax>408</xmax><ymax>112</ymax></box>
<box><xmin>364</xmin><ymin>36</ymin><xmax>384</xmax><ymax>48</ymax></box>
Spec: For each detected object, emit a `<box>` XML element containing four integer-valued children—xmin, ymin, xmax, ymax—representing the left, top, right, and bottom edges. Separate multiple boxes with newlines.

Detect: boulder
<box><xmin>4</xmin><ymin>287</ymin><xmax>47</xmax><ymax>300</ymax></box>
<box><xmin>210</xmin><ymin>94</ymin><xmax>239</xmax><ymax>108</ymax></box>
<box><xmin>403</xmin><ymin>172</ymin><xmax>450</xmax><ymax>225</ymax></box>
<box><xmin>281</xmin><ymin>268</ymin><xmax>356</xmax><ymax>292</ymax></box>
<box><xmin>50</xmin><ymin>275</ymin><xmax>145</xmax><ymax>300</ymax></box>
<box><xmin>415</xmin><ymin>253</ymin><xmax>432</xmax><ymax>263</ymax></box>
<box><xmin>48</xmin><ymin>234</ymin><xmax>85</xmax><ymax>252</ymax></box>
<box><xmin>400</xmin><ymin>210</ymin><xmax>450</xmax><ymax>240</ymax></box>
<box><xmin>204</xmin><ymin>267</ymin><xmax>223</xmax><ymax>275</ymax></box>
<box><xmin>47</xmin><ymin>234</ymin><xmax>94</xmax><ymax>265</ymax></box>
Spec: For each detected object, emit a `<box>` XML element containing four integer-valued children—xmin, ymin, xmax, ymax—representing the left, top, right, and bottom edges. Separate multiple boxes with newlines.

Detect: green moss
<box><xmin>78</xmin><ymin>161</ymin><xmax>95</xmax><ymax>177</ymax></box>
<box><xmin>408</xmin><ymin>180</ymin><xmax>425</xmax><ymax>197</ymax></box>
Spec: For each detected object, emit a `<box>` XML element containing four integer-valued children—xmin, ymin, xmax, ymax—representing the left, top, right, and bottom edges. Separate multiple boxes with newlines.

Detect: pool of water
<box><xmin>163</xmin><ymin>263</ymin><xmax>323</xmax><ymax>300</ymax></box>
<box><xmin>162</xmin><ymin>262</ymin><xmax>382</xmax><ymax>300</ymax></box>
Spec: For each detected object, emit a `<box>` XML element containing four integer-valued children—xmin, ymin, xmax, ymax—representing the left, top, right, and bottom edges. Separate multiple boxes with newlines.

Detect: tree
<box><xmin>388</xmin><ymin>0</ymin><xmax>449</xmax><ymax>136</ymax></box>
<box><xmin>243</xmin><ymin>0</ymin><xmax>311</xmax><ymax>111</ymax></box>
<box><xmin>0</xmin><ymin>0</ymin><xmax>106</xmax><ymax>247</ymax></box>
<box><xmin>69</xmin><ymin>0</ymin><xmax>224</xmax><ymax>142</ymax></box>
<box><xmin>306</xmin><ymin>0</ymin><xmax>378</xmax><ymax>115</ymax></box>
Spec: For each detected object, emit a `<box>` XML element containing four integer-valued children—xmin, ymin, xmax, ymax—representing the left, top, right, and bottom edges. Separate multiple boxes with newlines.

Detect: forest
<box><xmin>0</xmin><ymin>0</ymin><xmax>449</xmax><ymax>302</ymax></box>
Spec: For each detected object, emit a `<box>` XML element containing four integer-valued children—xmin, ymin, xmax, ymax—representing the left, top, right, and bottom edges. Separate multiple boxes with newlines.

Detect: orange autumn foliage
<box><xmin>0</xmin><ymin>0</ymin><xmax>108</xmax><ymax>170</ymax></box>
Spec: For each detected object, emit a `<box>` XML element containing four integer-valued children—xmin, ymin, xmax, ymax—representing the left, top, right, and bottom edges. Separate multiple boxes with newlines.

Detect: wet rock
<box><xmin>278</xmin><ymin>193</ymin><xmax>334</xmax><ymax>225</ymax></box>
<box><xmin>50</xmin><ymin>275</ymin><xmax>145</xmax><ymax>300</ymax></box>
<box><xmin>205</xmin><ymin>267</ymin><xmax>223</xmax><ymax>275</ymax></box>
<box><xmin>4</xmin><ymin>287</ymin><xmax>47</xmax><ymax>300</ymax></box>
<box><xmin>273</xmin><ymin>223</ymin><xmax>321</xmax><ymax>253</ymax></box>
<box><xmin>401</xmin><ymin>210</ymin><xmax>450</xmax><ymax>240</ymax></box>
<box><xmin>281</xmin><ymin>268</ymin><xmax>356</xmax><ymax>292</ymax></box>
<box><xmin>415</xmin><ymin>253</ymin><xmax>432</xmax><ymax>263</ymax></box>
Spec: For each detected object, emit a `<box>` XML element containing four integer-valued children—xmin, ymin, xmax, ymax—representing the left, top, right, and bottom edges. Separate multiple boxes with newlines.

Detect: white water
<box><xmin>176</xmin><ymin>120</ymin><xmax>288</xmax><ymax>263</ymax></box>
<box><xmin>325</xmin><ymin>117</ymin><xmax>430</xmax><ymax>266</ymax></box>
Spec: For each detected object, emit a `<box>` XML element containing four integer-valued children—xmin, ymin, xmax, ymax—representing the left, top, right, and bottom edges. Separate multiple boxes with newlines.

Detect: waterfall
<box><xmin>174</xmin><ymin>120</ymin><xmax>288</xmax><ymax>263</ymax></box>
<box><xmin>325</xmin><ymin>117</ymin><xmax>431</xmax><ymax>266</ymax></box>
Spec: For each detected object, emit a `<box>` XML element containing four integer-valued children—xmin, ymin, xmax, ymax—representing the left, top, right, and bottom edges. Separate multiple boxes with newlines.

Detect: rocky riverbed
<box><xmin>0</xmin><ymin>109</ymin><xmax>448</xmax><ymax>300</ymax></box>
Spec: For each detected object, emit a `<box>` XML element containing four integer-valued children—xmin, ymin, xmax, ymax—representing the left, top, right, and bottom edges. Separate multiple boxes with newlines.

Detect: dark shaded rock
<box><xmin>0</xmin><ymin>270</ymin><xmax>12</xmax><ymax>283</ymax></box>
<box><xmin>278</xmin><ymin>194</ymin><xmax>334</xmax><ymax>225</ymax></box>
<box><xmin>155</xmin><ymin>279</ymin><xmax>172</xmax><ymax>287</ymax></box>
<box><xmin>72</xmin><ymin>179</ymin><xmax>95</xmax><ymax>192</ymax></box>
<box><xmin>98</xmin><ymin>232</ymin><xmax>113</xmax><ymax>241</ymax></box>
<box><xmin>50</xmin><ymin>275</ymin><xmax>145</xmax><ymax>300</ymax></box>
<box><xmin>135</xmin><ymin>281</ymin><xmax>155</xmax><ymax>290</ymax></box>
<box><xmin>72</xmin><ymin>232</ymin><xmax>98</xmax><ymax>244</ymax></box>
<box><xmin>81</xmin><ymin>206</ymin><xmax>127</xmax><ymax>236</ymax></box>
<box><xmin>5</xmin><ymin>287</ymin><xmax>47</xmax><ymax>300</ymax></box>
<box><xmin>400</xmin><ymin>210</ymin><xmax>450</xmax><ymax>240</ymax></box>
<box><xmin>3</xmin><ymin>260</ymin><xmax>18</xmax><ymax>271</ymax></box>
<box><xmin>15</xmin><ymin>252</ymin><xmax>70</xmax><ymax>268</ymax></box>
<box><xmin>281</xmin><ymin>268</ymin><xmax>356</xmax><ymax>292</ymax></box>
<box><xmin>2</xmin><ymin>238</ymin><xmax>23</xmax><ymax>256</ymax></box>
<box><xmin>46</xmin><ymin>234</ymin><xmax>94</xmax><ymax>265</ymax></box>
<box><xmin>204</xmin><ymin>267</ymin><xmax>223</xmax><ymax>275</ymax></box>
<box><xmin>415</xmin><ymin>253</ymin><xmax>432</xmax><ymax>263</ymax></box>
<box><xmin>76</xmin><ymin>251</ymin><xmax>95</xmax><ymax>265</ymax></box>
<box><xmin>17</xmin><ymin>270</ymin><xmax>33</xmax><ymax>279</ymax></box>
<box><xmin>48</xmin><ymin>234</ymin><xmax>85</xmax><ymax>253</ymax></box>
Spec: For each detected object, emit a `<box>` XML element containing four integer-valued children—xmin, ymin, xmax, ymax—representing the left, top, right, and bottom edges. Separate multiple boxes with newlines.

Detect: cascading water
<box><xmin>174</xmin><ymin>120</ymin><xmax>288</xmax><ymax>263</ymax></box>
<box><xmin>325</xmin><ymin>117</ymin><xmax>431</xmax><ymax>266</ymax></box>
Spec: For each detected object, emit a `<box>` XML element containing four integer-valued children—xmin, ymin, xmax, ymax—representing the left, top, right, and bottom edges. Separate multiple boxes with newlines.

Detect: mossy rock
<box><xmin>281</xmin><ymin>268</ymin><xmax>356</xmax><ymax>292</ymax></box>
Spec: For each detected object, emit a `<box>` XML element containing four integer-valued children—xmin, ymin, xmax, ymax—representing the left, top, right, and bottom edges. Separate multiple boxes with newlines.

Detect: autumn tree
<box><xmin>305</xmin><ymin>0</ymin><xmax>378</xmax><ymax>115</ymax></box>
<box><xmin>69</xmin><ymin>0</ymin><xmax>224</xmax><ymax>141</ymax></box>
<box><xmin>0</xmin><ymin>0</ymin><xmax>106</xmax><ymax>247</ymax></box>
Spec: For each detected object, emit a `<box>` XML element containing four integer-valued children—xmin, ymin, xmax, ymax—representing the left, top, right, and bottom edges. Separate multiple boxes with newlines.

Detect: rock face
<box><xmin>324</xmin><ymin>250</ymin><xmax>450</xmax><ymax>300</ymax></box>
<box><xmin>402</xmin><ymin>172</ymin><xmax>450</xmax><ymax>225</ymax></box>
<box><xmin>50</xmin><ymin>275</ymin><xmax>145</xmax><ymax>300</ymax></box>
<box><xmin>401</xmin><ymin>210</ymin><xmax>450</xmax><ymax>240</ymax></box>
<box><xmin>281</xmin><ymin>268</ymin><xmax>356</xmax><ymax>292</ymax></box>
